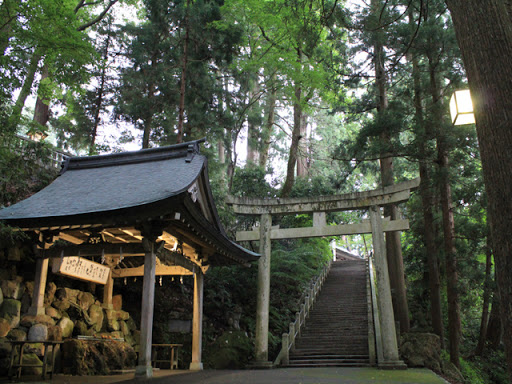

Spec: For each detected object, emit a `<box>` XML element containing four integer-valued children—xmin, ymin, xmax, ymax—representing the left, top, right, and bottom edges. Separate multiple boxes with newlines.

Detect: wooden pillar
<box><xmin>29</xmin><ymin>256</ymin><xmax>49</xmax><ymax>316</ymax></box>
<box><xmin>189</xmin><ymin>270</ymin><xmax>204</xmax><ymax>370</ymax></box>
<box><xmin>369</xmin><ymin>206</ymin><xmax>405</xmax><ymax>369</ymax></box>
<box><xmin>253</xmin><ymin>213</ymin><xmax>272</xmax><ymax>367</ymax></box>
<box><xmin>135</xmin><ymin>238</ymin><xmax>157</xmax><ymax>378</ymax></box>
<box><xmin>102</xmin><ymin>270</ymin><xmax>113</xmax><ymax>309</ymax></box>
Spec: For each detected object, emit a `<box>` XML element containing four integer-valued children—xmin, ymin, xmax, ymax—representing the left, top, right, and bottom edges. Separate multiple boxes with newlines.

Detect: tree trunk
<box><xmin>177</xmin><ymin>0</ymin><xmax>190</xmax><ymax>144</ymax></box>
<box><xmin>486</xmin><ymin>290</ymin><xmax>502</xmax><ymax>349</ymax></box>
<box><xmin>8</xmin><ymin>49</ymin><xmax>42</xmax><ymax>132</ymax></box>
<box><xmin>281</xmin><ymin>76</ymin><xmax>302</xmax><ymax>197</ymax></box>
<box><xmin>89</xmin><ymin>23</ymin><xmax>112</xmax><ymax>155</ymax></box>
<box><xmin>296</xmin><ymin>113</ymin><xmax>308</xmax><ymax>177</ymax></box>
<box><xmin>445</xmin><ymin>1</ymin><xmax>512</xmax><ymax>375</ymax></box>
<box><xmin>372</xmin><ymin>0</ymin><xmax>410</xmax><ymax>333</ymax></box>
<box><xmin>33</xmin><ymin>62</ymin><xmax>50</xmax><ymax>128</ymax></box>
<box><xmin>474</xmin><ymin>238</ymin><xmax>493</xmax><ymax>356</ymax></box>
<box><xmin>259</xmin><ymin>74</ymin><xmax>277</xmax><ymax>169</ymax></box>
<box><xmin>247</xmin><ymin>80</ymin><xmax>261</xmax><ymax>166</ymax></box>
<box><xmin>409</xmin><ymin>6</ymin><xmax>445</xmax><ymax>343</ymax></box>
<box><xmin>430</xmin><ymin>59</ymin><xmax>460</xmax><ymax>367</ymax></box>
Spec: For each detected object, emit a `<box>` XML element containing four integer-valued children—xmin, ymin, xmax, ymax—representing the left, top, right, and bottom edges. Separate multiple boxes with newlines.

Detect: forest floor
<box><xmin>5</xmin><ymin>367</ymin><xmax>449</xmax><ymax>384</ymax></box>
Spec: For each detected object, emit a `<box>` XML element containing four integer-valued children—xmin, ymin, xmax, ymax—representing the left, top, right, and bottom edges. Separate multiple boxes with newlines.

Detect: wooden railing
<box><xmin>273</xmin><ymin>259</ymin><xmax>333</xmax><ymax>366</ymax></box>
<box><xmin>3</xmin><ymin>135</ymin><xmax>71</xmax><ymax>170</ymax></box>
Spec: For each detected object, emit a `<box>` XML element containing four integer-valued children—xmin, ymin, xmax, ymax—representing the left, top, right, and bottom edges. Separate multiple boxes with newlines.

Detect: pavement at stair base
<box><xmin>9</xmin><ymin>367</ymin><xmax>449</xmax><ymax>384</ymax></box>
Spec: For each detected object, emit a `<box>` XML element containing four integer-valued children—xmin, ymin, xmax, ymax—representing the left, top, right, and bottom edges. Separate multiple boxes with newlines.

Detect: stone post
<box><xmin>135</xmin><ymin>238</ymin><xmax>157</xmax><ymax>378</ymax></box>
<box><xmin>190</xmin><ymin>271</ymin><xmax>204</xmax><ymax>370</ymax></box>
<box><xmin>282</xmin><ymin>333</ymin><xmax>289</xmax><ymax>365</ymax></box>
<box><xmin>253</xmin><ymin>213</ymin><xmax>272</xmax><ymax>367</ymax></box>
<box><xmin>369</xmin><ymin>206</ymin><xmax>406</xmax><ymax>369</ymax></box>
<box><xmin>313</xmin><ymin>212</ymin><xmax>326</xmax><ymax>227</ymax></box>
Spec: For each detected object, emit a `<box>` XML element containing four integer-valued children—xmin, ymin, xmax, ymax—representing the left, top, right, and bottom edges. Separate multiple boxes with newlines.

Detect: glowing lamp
<box><xmin>450</xmin><ymin>90</ymin><xmax>475</xmax><ymax>125</ymax></box>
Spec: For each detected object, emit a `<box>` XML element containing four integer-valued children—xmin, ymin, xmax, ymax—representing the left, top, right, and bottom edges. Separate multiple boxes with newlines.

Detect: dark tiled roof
<box><xmin>0</xmin><ymin>142</ymin><xmax>204</xmax><ymax>221</ymax></box>
<box><xmin>0</xmin><ymin>140</ymin><xmax>259</xmax><ymax>263</ymax></box>
<box><xmin>0</xmin><ymin>142</ymin><xmax>206</xmax><ymax>220</ymax></box>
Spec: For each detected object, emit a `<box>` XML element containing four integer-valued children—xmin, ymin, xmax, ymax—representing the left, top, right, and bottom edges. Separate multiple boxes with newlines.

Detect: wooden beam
<box><xmin>119</xmin><ymin>228</ymin><xmax>143</xmax><ymax>241</ymax></box>
<box><xmin>47</xmin><ymin>243</ymin><xmax>145</xmax><ymax>258</ymax></box>
<box><xmin>235</xmin><ymin>220</ymin><xmax>410</xmax><ymax>241</ymax></box>
<box><xmin>112</xmin><ymin>264</ymin><xmax>193</xmax><ymax>278</ymax></box>
<box><xmin>158</xmin><ymin>247</ymin><xmax>201</xmax><ymax>271</ymax></box>
<box><xmin>56</xmin><ymin>232</ymin><xmax>83</xmax><ymax>244</ymax></box>
<box><xmin>102</xmin><ymin>230</ymin><xmax>129</xmax><ymax>243</ymax></box>
<box><xmin>226</xmin><ymin>178</ymin><xmax>420</xmax><ymax>215</ymax></box>
<box><xmin>47</xmin><ymin>239</ymin><xmax>203</xmax><ymax>272</ymax></box>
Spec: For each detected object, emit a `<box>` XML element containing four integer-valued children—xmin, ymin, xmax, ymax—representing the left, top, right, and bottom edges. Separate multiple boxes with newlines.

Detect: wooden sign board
<box><xmin>52</xmin><ymin>256</ymin><xmax>110</xmax><ymax>285</ymax></box>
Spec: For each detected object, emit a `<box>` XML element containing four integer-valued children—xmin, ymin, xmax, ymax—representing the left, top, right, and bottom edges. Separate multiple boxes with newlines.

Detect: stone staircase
<box><xmin>287</xmin><ymin>259</ymin><xmax>370</xmax><ymax>367</ymax></box>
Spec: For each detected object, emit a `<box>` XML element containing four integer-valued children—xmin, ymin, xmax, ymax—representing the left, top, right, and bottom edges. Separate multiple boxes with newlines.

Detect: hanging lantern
<box><xmin>450</xmin><ymin>90</ymin><xmax>475</xmax><ymax>125</ymax></box>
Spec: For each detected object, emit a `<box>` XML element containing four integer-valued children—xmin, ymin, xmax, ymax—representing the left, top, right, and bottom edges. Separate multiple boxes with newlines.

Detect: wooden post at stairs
<box><xmin>369</xmin><ymin>205</ymin><xmax>406</xmax><ymax>369</ymax></box>
<box><xmin>189</xmin><ymin>270</ymin><xmax>204</xmax><ymax>370</ymax></box>
<box><xmin>29</xmin><ymin>255</ymin><xmax>49</xmax><ymax>316</ymax></box>
<box><xmin>135</xmin><ymin>237</ymin><xmax>157</xmax><ymax>378</ymax></box>
<box><xmin>253</xmin><ymin>213</ymin><xmax>273</xmax><ymax>367</ymax></box>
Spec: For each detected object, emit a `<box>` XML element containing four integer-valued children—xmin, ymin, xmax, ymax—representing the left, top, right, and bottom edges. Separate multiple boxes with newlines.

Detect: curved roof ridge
<box><xmin>62</xmin><ymin>138</ymin><xmax>206</xmax><ymax>172</ymax></box>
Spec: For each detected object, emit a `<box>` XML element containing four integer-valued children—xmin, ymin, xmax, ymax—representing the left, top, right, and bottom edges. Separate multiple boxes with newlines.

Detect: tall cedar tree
<box><xmin>446</xmin><ymin>1</ymin><xmax>512</xmax><ymax>378</ymax></box>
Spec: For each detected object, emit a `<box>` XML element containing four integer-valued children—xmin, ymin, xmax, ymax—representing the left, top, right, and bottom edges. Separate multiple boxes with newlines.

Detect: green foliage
<box><xmin>231</xmin><ymin>167</ymin><xmax>275</xmax><ymax>198</ymax></box>
<box><xmin>204</xmin><ymin>330</ymin><xmax>253</xmax><ymax>369</ymax></box>
<box><xmin>0</xmin><ymin>136</ymin><xmax>57</xmax><ymax>208</ymax></box>
<box><xmin>459</xmin><ymin>357</ymin><xmax>485</xmax><ymax>384</ymax></box>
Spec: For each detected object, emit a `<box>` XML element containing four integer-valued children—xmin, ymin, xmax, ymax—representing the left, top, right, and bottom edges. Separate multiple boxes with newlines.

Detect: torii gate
<box><xmin>227</xmin><ymin>178</ymin><xmax>420</xmax><ymax>369</ymax></box>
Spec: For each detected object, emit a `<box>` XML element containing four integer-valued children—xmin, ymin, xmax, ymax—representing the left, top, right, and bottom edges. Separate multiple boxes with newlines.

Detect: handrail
<box><xmin>2</xmin><ymin>134</ymin><xmax>71</xmax><ymax>170</ymax></box>
<box><xmin>273</xmin><ymin>258</ymin><xmax>333</xmax><ymax>366</ymax></box>
<box><xmin>368</xmin><ymin>257</ymin><xmax>383</xmax><ymax>364</ymax></box>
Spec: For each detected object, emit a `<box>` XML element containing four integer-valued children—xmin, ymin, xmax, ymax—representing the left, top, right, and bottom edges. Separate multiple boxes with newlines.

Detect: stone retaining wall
<box><xmin>0</xmin><ymin>273</ymin><xmax>139</xmax><ymax>376</ymax></box>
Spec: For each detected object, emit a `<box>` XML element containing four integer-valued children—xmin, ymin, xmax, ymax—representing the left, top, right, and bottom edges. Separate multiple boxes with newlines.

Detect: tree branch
<box><xmin>77</xmin><ymin>0</ymin><xmax>118</xmax><ymax>31</ymax></box>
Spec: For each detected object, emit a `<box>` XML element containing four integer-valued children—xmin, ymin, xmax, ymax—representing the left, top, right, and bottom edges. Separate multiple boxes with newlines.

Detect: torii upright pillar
<box><xmin>253</xmin><ymin>213</ymin><xmax>273</xmax><ymax>367</ymax></box>
<box><xmin>369</xmin><ymin>205</ymin><xmax>406</xmax><ymax>369</ymax></box>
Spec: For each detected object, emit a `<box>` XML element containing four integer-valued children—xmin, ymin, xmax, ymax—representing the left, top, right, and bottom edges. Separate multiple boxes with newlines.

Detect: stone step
<box><xmin>288</xmin><ymin>259</ymin><xmax>371</xmax><ymax>367</ymax></box>
<box><xmin>286</xmin><ymin>361</ymin><xmax>370</xmax><ymax>367</ymax></box>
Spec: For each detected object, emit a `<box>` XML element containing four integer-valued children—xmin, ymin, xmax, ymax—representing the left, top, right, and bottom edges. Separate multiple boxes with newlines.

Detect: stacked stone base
<box><xmin>0</xmin><ymin>275</ymin><xmax>139</xmax><ymax>376</ymax></box>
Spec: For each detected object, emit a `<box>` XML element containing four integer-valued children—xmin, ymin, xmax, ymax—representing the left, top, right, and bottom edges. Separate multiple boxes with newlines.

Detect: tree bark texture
<box><xmin>486</xmin><ymin>291</ymin><xmax>502</xmax><ymax>349</ymax></box>
<box><xmin>372</xmin><ymin>0</ymin><xmax>410</xmax><ymax>333</ymax></box>
<box><xmin>259</xmin><ymin>74</ymin><xmax>277</xmax><ymax>169</ymax></box>
<box><xmin>90</xmin><ymin>26</ymin><xmax>112</xmax><ymax>155</ymax></box>
<box><xmin>430</xmin><ymin>54</ymin><xmax>461</xmax><ymax>367</ymax></box>
<box><xmin>446</xmin><ymin>0</ymin><xmax>512</xmax><ymax>376</ymax></box>
<box><xmin>409</xmin><ymin>11</ymin><xmax>445</xmax><ymax>342</ymax></box>
<box><xmin>474</xmin><ymin>239</ymin><xmax>493</xmax><ymax>356</ymax></box>
<box><xmin>281</xmin><ymin>78</ymin><xmax>302</xmax><ymax>197</ymax></box>
<box><xmin>9</xmin><ymin>50</ymin><xmax>42</xmax><ymax>132</ymax></box>
<box><xmin>247</xmin><ymin>80</ymin><xmax>261</xmax><ymax>166</ymax></box>
<box><xmin>296</xmin><ymin>113</ymin><xmax>308</xmax><ymax>177</ymax></box>
<box><xmin>33</xmin><ymin>63</ymin><xmax>50</xmax><ymax>128</ymax></box>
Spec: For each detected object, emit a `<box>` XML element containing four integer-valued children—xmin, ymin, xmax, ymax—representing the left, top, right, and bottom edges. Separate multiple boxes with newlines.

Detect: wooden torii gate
<box><xmin>227</xmin><ymin>178</ymin><xmax>420</xmax><ymax>369</ymax></box>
